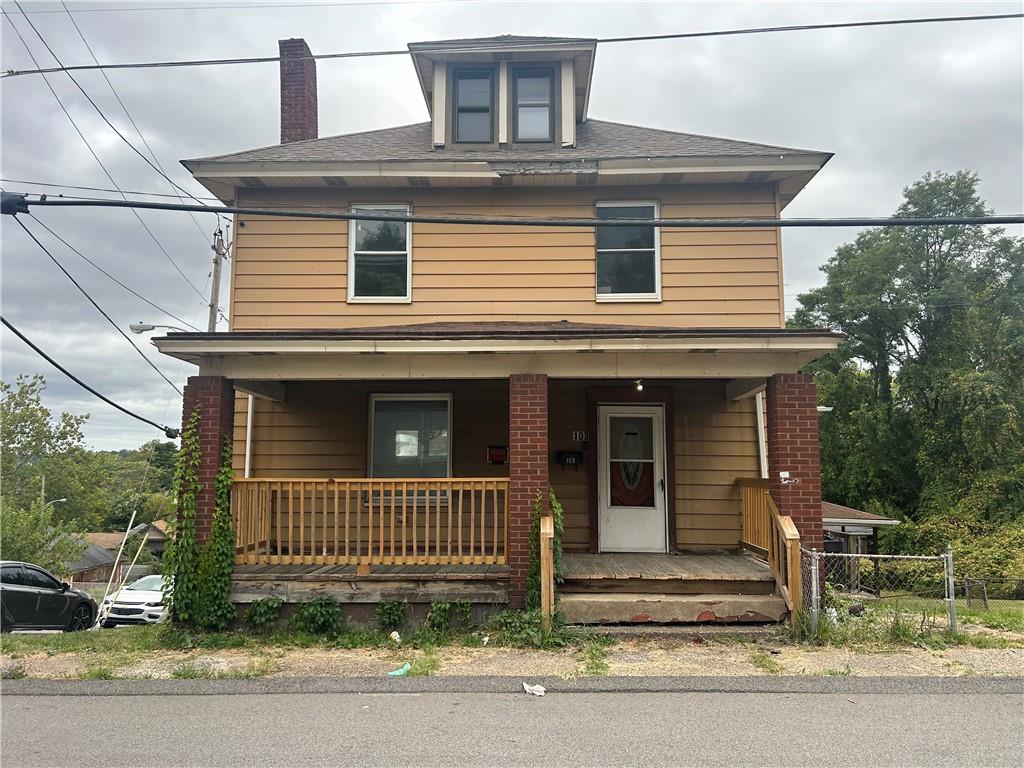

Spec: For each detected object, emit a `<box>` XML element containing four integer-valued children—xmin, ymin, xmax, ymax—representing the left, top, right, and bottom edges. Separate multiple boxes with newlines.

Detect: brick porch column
<box><xmin>508</xmin><ymin>374</ymin><xmax>549</xmax><ymax>608</ymax></box>
<box><xmin>766</xmin><ymin>373</ymin><xmax>823</xmax><ymax>551</ymax></box>
<box><xmin>180</xmin><ymin>376</ymin><xmax>234</xmax><ymax>544</ymax></box>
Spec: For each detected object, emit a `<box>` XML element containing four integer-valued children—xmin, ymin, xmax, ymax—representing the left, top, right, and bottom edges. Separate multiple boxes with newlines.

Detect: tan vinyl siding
<box><xmin>230</xmin><ymin>184</ymin><xmax>783</xmax><ymax>330</ymax></box>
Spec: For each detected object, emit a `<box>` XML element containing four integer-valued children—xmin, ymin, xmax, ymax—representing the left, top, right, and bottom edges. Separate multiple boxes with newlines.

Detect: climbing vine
<box><xmin>164</xmin><ymin>406</ymin><xmax>201</xmax><ymax>623</ymax></box>
<box><xmin>526</xmin><ymin>488</ymin><xmax>565</xmax><ymax>610</ymax></box>
<box><xmin>196</xmin><ymin>441</ymin><xmax>236</xmax><ymax>630</ymax></box>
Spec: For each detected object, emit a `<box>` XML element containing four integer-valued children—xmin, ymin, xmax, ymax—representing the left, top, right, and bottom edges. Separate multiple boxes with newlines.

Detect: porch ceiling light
<box><xmin>635</xmin><ymin>379</ymin><xmax>644</xmax><ymax>392</ymax></box>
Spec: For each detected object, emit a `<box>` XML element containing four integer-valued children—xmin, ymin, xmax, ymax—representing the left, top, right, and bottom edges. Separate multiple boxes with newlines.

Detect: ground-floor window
<box><xmin>369</xmin><ymin>394</ymin><xmax>451</xmax><ymax>478</ymax></box>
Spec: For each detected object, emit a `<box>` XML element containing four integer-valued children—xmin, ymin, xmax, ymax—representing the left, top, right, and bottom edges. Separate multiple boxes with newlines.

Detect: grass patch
<box><xmin>1</xmin><ymin>664</ymin><xmax>26</xmax><ymax>680</ymax></box>
<box><xmin>821</xmin><ymin>665</ymin><xmax>854</xmax><ymax>677</ymax></box>
<box><xmin>170</xmin><ymin>657</ymin><xmax>276</xmax><ymax>679</ymax></box>
<box><xmin>958</xmin><ymin>607</ymin><xmax>1024</xmax><ymax>634</ymax></box>
<box><xmin>576</xmin><ymin>641</ymin><xmax>611</xmax><ymax>676</ymax></box>
<box><xmin>749</xmin><ymin>650</ymin><xmax>784</xmax><ymax>675</ymax></box>
<box><xmin>407</xmin><ymin>651</ymin><xmax>440</xmax><ymax>677</ymax></box>
<box><xmin>78</xmin><ymin>665</ymin><xmax>115</xmax><ymax>680</ymax></box>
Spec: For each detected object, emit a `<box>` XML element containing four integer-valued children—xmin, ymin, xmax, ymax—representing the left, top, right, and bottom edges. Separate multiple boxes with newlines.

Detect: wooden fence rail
<box><xmin>737</xmin><ymin>478</ymin><xmax>802</xmax><ymax>623</ymax></box>
<box><xmin>231</xmin><ymin>478</ymin><xmax>509</xmax><ymax>569</ymax></box>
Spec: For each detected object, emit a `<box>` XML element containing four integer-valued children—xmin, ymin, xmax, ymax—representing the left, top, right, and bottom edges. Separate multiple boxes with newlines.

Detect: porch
<box><xmin>156</xmin><ymin>323</ymin><xmax>836</xmax><ymax>619</ymax></box>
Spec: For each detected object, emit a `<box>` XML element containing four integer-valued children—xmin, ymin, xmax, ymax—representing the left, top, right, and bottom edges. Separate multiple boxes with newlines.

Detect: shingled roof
<box><xmin>185</xmin><ymin>119</ymin><xmax>825</xmax><ymax>166</ymax></box>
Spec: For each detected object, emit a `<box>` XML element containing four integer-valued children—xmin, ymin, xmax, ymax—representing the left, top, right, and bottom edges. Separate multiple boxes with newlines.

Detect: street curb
<box><xmin>2</xmin><ymin>675</ymin><xmax>1021</xmax><ymax>697</ymax></box>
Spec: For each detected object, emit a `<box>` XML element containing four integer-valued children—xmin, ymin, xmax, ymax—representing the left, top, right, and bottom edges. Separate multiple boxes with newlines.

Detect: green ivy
<box><xmin>376</xmin><ymin>600</ymin><xmax>407</xmax><ymax>631</ymax></box>
<box><xmin>164</xmin><ymin>406</ymin><xmax>202</xmax><ymax>623</ymax></box>
<box><xmin>525</xmin><ymin>488</ymin><xmax>565</xmax><ymax>610</ymax></box>
<box><xmin>291</xmin><ymin>597</ymin><xmax>344</xmax><ymax>635</ymax></box>
<box><xmin>425</xmin><ymin>601</ymin><xmax>452</xmax><ymax>634</ymax></box>
<box><xmin>244</xmin><ymin>596</ymin><xmax>284</xmax><ymax>631</ymax></box>
<box><xmin>196</xmin><ymin>442</ymin><xmax>237</xmax><ymax>631</ymax></box>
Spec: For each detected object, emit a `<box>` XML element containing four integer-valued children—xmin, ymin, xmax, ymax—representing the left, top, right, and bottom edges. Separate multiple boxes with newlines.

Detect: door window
<box><xmin>0</xmin><ymin>565</ymin><xmax>25</xmax><ymax>585</ymax></box>
<box><xmin>21</xmin><ymin>567</ymin><xmax>61</xmax><ymax>590</ymax></box>
<box><xmin>608</xmin><ymin>416</ymin><xmax>656</xmax><ymax>507</ymax></box>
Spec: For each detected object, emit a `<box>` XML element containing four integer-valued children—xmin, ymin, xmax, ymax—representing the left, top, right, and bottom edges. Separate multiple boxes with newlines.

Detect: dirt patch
<box><xmin>5</xmin><ymin>653</ymin><xmax>87</xmax><ymax>679</ymax></box>
<box><xmin>272</xmin><ymin>647</ymin><xmax>402</xmax><ymax>677</ymax></box>
<box><xmin>775</xmin><ymin>647</ymin><xmax>954</xmax><ymax>676</ymax></box>
<box><xmin>434</xmin><ymin>647</ymin><xmax>577</xmax><ymax>677</ymax></box>
<box><xmin>606</xmin><ymin>639</ymin><xmax>757</xmax><ymax>676</ymax></box>
<box><xmin>939</xmin><ymin>647</ymin><xmax>1024</xmax><ymax>676</ymax></box>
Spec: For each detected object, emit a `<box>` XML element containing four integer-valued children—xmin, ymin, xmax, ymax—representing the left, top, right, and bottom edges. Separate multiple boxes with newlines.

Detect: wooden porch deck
<box><xmin>563</xmin><ymin>552</ymin><xmax>774</xmax><ymax>584</ymax></box>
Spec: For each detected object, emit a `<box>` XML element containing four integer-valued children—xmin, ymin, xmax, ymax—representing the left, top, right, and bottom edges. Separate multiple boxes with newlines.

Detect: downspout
<box><xmin>755</xmin><ymin>391</ymin><xmax>768</xmax><ymax>479</ymax></box>
<box><xmin>243</xmin><ymin>394</ymin><xmax>254</xmax><ymax>478</ymax></box>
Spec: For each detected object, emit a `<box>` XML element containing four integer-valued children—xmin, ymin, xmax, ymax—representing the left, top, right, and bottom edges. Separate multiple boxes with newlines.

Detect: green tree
<box><xmin>0</xmin><ymin>496</ymin><xmax>85</xmax><ymax>577</ymax></box>
<box><xmin>793</xmin><ymin>171</ymin><xmax>1023</xmax><ymax>572</ymax></box>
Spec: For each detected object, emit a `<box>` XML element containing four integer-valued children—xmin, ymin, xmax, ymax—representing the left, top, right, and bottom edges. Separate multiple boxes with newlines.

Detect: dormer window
<box><xmin>453</xmin><ymin>69</ymin><xmax>494</xmax><ymax>143</ymax></box>
<box><xmin>513</xmin><ymin>67</ymin><xmax>554</xmax><ymax>143</ymax></box>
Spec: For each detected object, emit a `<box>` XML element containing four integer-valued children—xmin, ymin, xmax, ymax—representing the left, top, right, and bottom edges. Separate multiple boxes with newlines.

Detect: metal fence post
<box><xmin>945</xmin><ymin>544</ymin><xmax>957</xmax><ymax>635</ymax></box>
<box><xmin>810</xmin><ymin>548</ymin><xmax>820</xmax><ymax>634</ymax></box>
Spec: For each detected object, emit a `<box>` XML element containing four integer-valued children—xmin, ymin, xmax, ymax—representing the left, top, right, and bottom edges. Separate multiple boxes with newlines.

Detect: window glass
<box><xmin>127</xmin><ymin>575</ymin><xmax>163</xmax><ymax>591</ymax></box>
<box><xmin>454</xmin><ymin>72</ymin><xmax>492</xmax><ymax>143</ymax></box>
<box><xmin>1</xmin><ymin>565</ymin><xmax>25</xmax><ymax>586</ymax></box>
<box><xmin>371</xmin><ymin>399</ymin><xmax>450</xmax><ymax>478</ymax></box>
<box><xmin>350</xmin><ymin>206</ymin><xmax>410</xmax><ymax>299</ymax></box>
<box><xmin>22</xmin><ymin>567</ymin><xmax>61</xmax><ymax>590</ymax></box>
<box><xmin>595</xmin><ymin>204</ymin><xmax>658</xmax><ymax>297</ymax></box>
<box><xmin>514</xmin><ymin>71</ymin><xmax>552</xmax><ymax>142</ymax></box>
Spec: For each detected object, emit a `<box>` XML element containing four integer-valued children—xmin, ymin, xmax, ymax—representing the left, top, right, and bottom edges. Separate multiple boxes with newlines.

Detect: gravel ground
<box><xmin>4</xmin><ymin>639</ymin><xmax>1022</xmax><ymax>680</ymax></box>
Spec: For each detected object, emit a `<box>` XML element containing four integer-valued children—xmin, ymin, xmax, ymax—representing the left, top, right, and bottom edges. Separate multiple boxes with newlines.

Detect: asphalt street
<box><xmin>3</xmin><ymin>678</ymin><xmax>1022</xmax><ymax>767</ymax></box>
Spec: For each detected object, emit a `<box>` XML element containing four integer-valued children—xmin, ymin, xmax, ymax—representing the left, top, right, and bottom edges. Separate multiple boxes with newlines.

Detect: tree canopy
<box><xmin>793</xmin><ymin>171</ymin><xmax>1023</xmax><ymax>574</ymax></box>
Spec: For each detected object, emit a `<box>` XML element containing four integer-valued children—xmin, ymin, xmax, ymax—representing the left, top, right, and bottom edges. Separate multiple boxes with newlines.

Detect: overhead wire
<box><xmin>1</xmin><ymin>315</ymin><xmax>180</xmax><ymax>438</ymax></box>
<box><xmin>0</xmin><ymin>178</ymin><xmax>220</xmax><ymax>201</ymax></box>
<box><xmin>3</xmin><ymin>12</ymin><xmax>1022</xmax><ymax>78</ymax></box>
<box><xmin>59</xmin><ymin>0</ymin><xmax>222</xmax><ymax>240</ymax></box>
<box><xmin>12</xmin><ymin>216</ymin><xmax>184</xmax><ymax>395</ymax></box>
<box><xmin>1</xmin><ymin>10</ymin><xmax>210</xmax><ymax>303</ymax></box>
<box><xmin>12</xmin><ymin>195</ymin><xmax>1024</xmax><ymax>229</ymax></box>
<box><xmin>25</xmin><ymin>213</ymin><xmax>202</xmax><ymax>332</ymax></box>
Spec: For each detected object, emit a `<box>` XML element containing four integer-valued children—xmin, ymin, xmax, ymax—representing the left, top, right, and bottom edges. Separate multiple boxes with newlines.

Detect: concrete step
<box><xmin>559</xmin><ymin>592</ymin><xmax>788</xmax><ymax>625</ymax></box>
<box><xmin>560</xmin><ymin>577</ymin><xmax>775</xmax><ymax>596</ymax></box>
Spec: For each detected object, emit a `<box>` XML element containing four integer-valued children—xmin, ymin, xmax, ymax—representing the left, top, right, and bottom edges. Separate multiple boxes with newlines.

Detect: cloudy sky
<box><xmin>1</xmin><ymin>0</ymin><xmax>1022</xmax><ymax>450</ymax></box>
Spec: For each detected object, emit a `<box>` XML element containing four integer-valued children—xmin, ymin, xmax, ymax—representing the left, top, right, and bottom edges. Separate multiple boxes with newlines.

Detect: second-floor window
<box><xmin>348</xmin><ymin>204</ymin><xmax>411</xmax><ymax>302</ymax></box>
<box><xmin>595</xmin><ymin>201</ymin><xmax>661</xmax><ymax>301</ymax></box>
<box><xmin>454</xmin><ymin>69</ymin><xmax>494</xmax><ymax>143</ymax></box>
<box><xmin>513</xmin><ymin>68</ymin><xmax>554</xmax><ymax>142</ymax></box>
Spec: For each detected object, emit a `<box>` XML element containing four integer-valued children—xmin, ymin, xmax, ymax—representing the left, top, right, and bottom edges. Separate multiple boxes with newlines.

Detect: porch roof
<box><xmin>153</xmin><ymin>322</ymin><xmax>842</xmax><ymax>381</ymax></box>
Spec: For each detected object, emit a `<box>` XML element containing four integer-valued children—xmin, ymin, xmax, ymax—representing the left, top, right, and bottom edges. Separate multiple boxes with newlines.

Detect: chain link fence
<box><xmin>801</xmin><ymin>548</ymin><xmax>958</xmax><ymax>634</ymax></box>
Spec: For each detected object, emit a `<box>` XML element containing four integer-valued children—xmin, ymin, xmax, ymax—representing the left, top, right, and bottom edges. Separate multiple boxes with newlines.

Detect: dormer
<box><xmin>408</xmin><ymin>35</ymin><xmax>597</xmax><ymax>150</ymax></box>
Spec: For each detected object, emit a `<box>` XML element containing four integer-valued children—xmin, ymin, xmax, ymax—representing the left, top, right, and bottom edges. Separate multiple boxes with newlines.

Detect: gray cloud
<box><xmin>2</xmin><ymin>0</ymin><xmax>1021</xmax><ymax>449</ymax></box>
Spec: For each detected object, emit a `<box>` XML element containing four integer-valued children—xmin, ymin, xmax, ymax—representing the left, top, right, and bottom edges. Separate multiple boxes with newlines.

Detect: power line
<box><xmin>9</xmin><ymin>195</ymin><xmax>1024</xmax><ymax>229</ymax></box>
<box><xmin>12</xmin><ymin>216</ymin><xmax>184</xmax><ymax>395</ymax></box>
<box><xmin>10</xmin><ymin>2</ymin><xmax>214</xmax><ymax>216</ymax></box>
<box><xmin>4</xmin><ymin>12</ymin><xmax>1021</xmax><ymax>78</ymax></box>
<box><xmin>1</xmin><ymin>315</ymin><xmax>180</xmax><ymax>438</ymax></box>
<box><xmin>0</xmin><ymin>178</ymin><xmax>220</xmax><ymax>201</ymax></box>
<box><xmin>26</xmin><ymin>213</ymin><xmax>202</xmax><ymax>332</ymax></box>
<box><xmin>1</xmin><ymin>11</ymin><xmax>210</xmax><ymax>303</ymax></box>
<box><xmin>59</xmin><ymin>0</ymin><xmax>219</xmax><ymax>241</ymax></box>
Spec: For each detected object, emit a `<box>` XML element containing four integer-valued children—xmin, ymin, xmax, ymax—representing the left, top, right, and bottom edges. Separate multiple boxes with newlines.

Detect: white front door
<box><xmin>597</xmin><ymin>404</ymin><xmax>668</xmax><ymax>553</ymax></box>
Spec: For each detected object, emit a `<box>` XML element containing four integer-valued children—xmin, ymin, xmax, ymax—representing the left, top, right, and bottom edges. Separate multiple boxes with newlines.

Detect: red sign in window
<box><xmin>487</xmin><ymin>445</ymin><xmax>508</xmax><ymax>465</ymax></box>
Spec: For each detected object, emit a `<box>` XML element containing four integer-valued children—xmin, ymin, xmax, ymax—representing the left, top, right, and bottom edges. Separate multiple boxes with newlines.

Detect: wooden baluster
<box><xmin>503</xmin><ymin>482</ymin><xmax>510</xmax><ymax>564</ymax></box>
<box><xmin>378</xmin><ymin>481</ymin><xmax>385</xmax><ymax>563</ymax></box>
<box><xmin>435</xmin><ymin>480</ymin><xmax>441</xmax><ymax>562</ymax></box>
<box><xmin>343</xmin><ymin>482</ymin><xmax>351</xmax><ymax>563</ymax></box>
<box><xmin>469</xmin><ymin>484</ymin><xmax>476</xmax><ymax>559</ymax></box>
<box><xmin>332</xmin><ymin>481</ymin><xmax>339</xmax><ymax>561</ymax></box>
<box><xmin>286</xmin><ymin>482</ymin><xmax>294</xmax><ymax>565</ymax></box>
<box><xmin>457</xmin><ymin>485</ymin><xmax>464</xmax><ymax>562</ymax></box>
<box><xmin>366</xmin><ymin>482</ymin><xmax>374</xmax><ymax>568</ymax></box>
<box><xmin>389</xmin><ymin>481</ymin><xmax>396</xmax><ymax>563</ymax></box>
<box><xmin>446</xmin><ymin>482</ymin><xmax>453</xmax><ymax>562</ymax></box>
<box><xmin>480</xmin><ymin>481</ymin><xmax>486</xmax><ymax>563</ymax></box>
<box><xmin>298</xmin><ymin>481</ymin><xmax>307</xmax><ymax>564</ymax></box>
<box><xmin>412</xmin><ymin>481</ymin><xmax>418</xmax><ymax>562</ymax></box>
<box><xmin>492</xmin><ymin>480</ymin><xmax>499</xmax><ymax>562</ymax></box>
<box><xmin>401</xmin><ymin>482</ymin><xmax>408</xmax><ymax>561</ymax></box>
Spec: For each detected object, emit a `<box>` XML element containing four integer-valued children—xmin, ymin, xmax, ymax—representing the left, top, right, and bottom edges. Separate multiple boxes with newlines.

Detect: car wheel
<box><xmin>66</xmin><ymin>603</ymin><xmax>92</xmax><ymax>632</ymax></box>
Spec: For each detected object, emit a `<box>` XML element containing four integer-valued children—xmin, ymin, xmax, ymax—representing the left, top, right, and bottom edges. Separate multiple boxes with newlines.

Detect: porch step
<box><xmin>560</xmin><ymin>577</ymin><xmax>775</xmax><ymax>595</ymax></box>
<box><xmin>559</xmin><ymin>593</ymin><xmax>788</xmax><ymax>625</ymax></box>
<box><xmin>560</xmin><ymin>552</ymin><xmax>776</xmax><ymax>596</ymax></box>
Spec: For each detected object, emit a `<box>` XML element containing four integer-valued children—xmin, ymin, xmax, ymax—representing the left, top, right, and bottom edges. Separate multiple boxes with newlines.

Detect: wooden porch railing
<box><xmin>737</xmin><ymin>478</ymin><xmax>802</xmax><ymax>621</ymax></box>
<box><xmin>231</xmin><ymin>478</ymin><xmax>509</xmax><ymax>569</ymax></box>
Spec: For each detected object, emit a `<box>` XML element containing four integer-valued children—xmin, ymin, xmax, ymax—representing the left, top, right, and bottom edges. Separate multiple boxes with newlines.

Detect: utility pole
<box><xmin>207</xmin><ymin>223</ymin><xmax>230</xmax><ymax>333</ymax></box>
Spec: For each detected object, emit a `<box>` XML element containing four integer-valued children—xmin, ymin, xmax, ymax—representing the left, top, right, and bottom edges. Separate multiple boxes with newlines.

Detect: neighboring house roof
<box><xmin>82</xmin><ymin>532</ymin><xmax>125</xmax><ymax>550</ymax></box>
<box><xmin>186</xmin><ymin>119</ymin><xmax>825</xmax><ymax>166</ymax></box>
<box><xmin>70</xmin><ymin>543</ymin><xmax>116</xmax><ymax>573</ymax></box>
<box><xmin>822</xmin><ymin>501</ymin><xmax>900</xmax><ymax>527</ymax></box>
<box><xmin>151</xmin><ymin>519</ymin><xmax>169</xmax><ymax>533</ymax></box>
<box><xmin>129</xmin><ymin>521</ymin><xmax>168</xmax><ymax>541</ymax></box>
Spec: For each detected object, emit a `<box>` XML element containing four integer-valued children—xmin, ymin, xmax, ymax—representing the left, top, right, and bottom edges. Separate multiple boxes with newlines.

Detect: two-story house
<box><xmin>156</xmin><ymin>35</ymin><xmax>841</xmax><ymax>623</ymax></box>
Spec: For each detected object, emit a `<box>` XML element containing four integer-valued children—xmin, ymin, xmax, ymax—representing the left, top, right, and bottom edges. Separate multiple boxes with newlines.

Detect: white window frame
<box><xmin>594</xmin><ymin>200</ymin><xmax>662</xmax><ymax>303</ymax></box>
<box><xmin>367</xmin><ymin>393</ymin><xmax>453</xmax><ymax>479</ymax></box>
<box><xmin>347</xmin><ymin>203</ymin><xmax>412</xmax><ymax>304</ymax></box>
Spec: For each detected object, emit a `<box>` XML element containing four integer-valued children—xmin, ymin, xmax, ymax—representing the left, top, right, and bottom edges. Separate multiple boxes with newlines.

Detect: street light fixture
<box><xmin>43</xmin><ymin>497</ymin><xmax>67</xmax><ymax>509</ymax></box>
<box><xmin>129</xmin><ymin>322</ymin><xmax>189</xmax><ymax>334</ymax></box>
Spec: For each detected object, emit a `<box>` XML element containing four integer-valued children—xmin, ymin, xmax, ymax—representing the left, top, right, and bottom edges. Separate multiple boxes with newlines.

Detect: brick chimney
<box><xmin>279</xmin><ymin>38</ymin><xmax>317</xmax><ymax>144</ymax></box>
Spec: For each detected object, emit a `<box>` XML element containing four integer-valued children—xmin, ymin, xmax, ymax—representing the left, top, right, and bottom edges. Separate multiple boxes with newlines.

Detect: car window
<box><xmin>127</xmin><ymin>575</ymin><xmax>163</xmax><ymax>591</ymax></box>
<box><xmin>1</xmin><ymin>565</ymin><xmax>25</xmax><ymax>586</ymax></box>
<box><xmin>21</xmin><ymin>567</ymin><xmax>62</xmax><ymax>590</ymax></box>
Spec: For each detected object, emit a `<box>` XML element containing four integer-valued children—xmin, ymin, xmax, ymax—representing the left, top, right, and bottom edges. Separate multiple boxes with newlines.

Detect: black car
<box><xmin>0</xmin><ymin>561</ymin><xmax>97</xmax><ymax>632</ymax></box>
